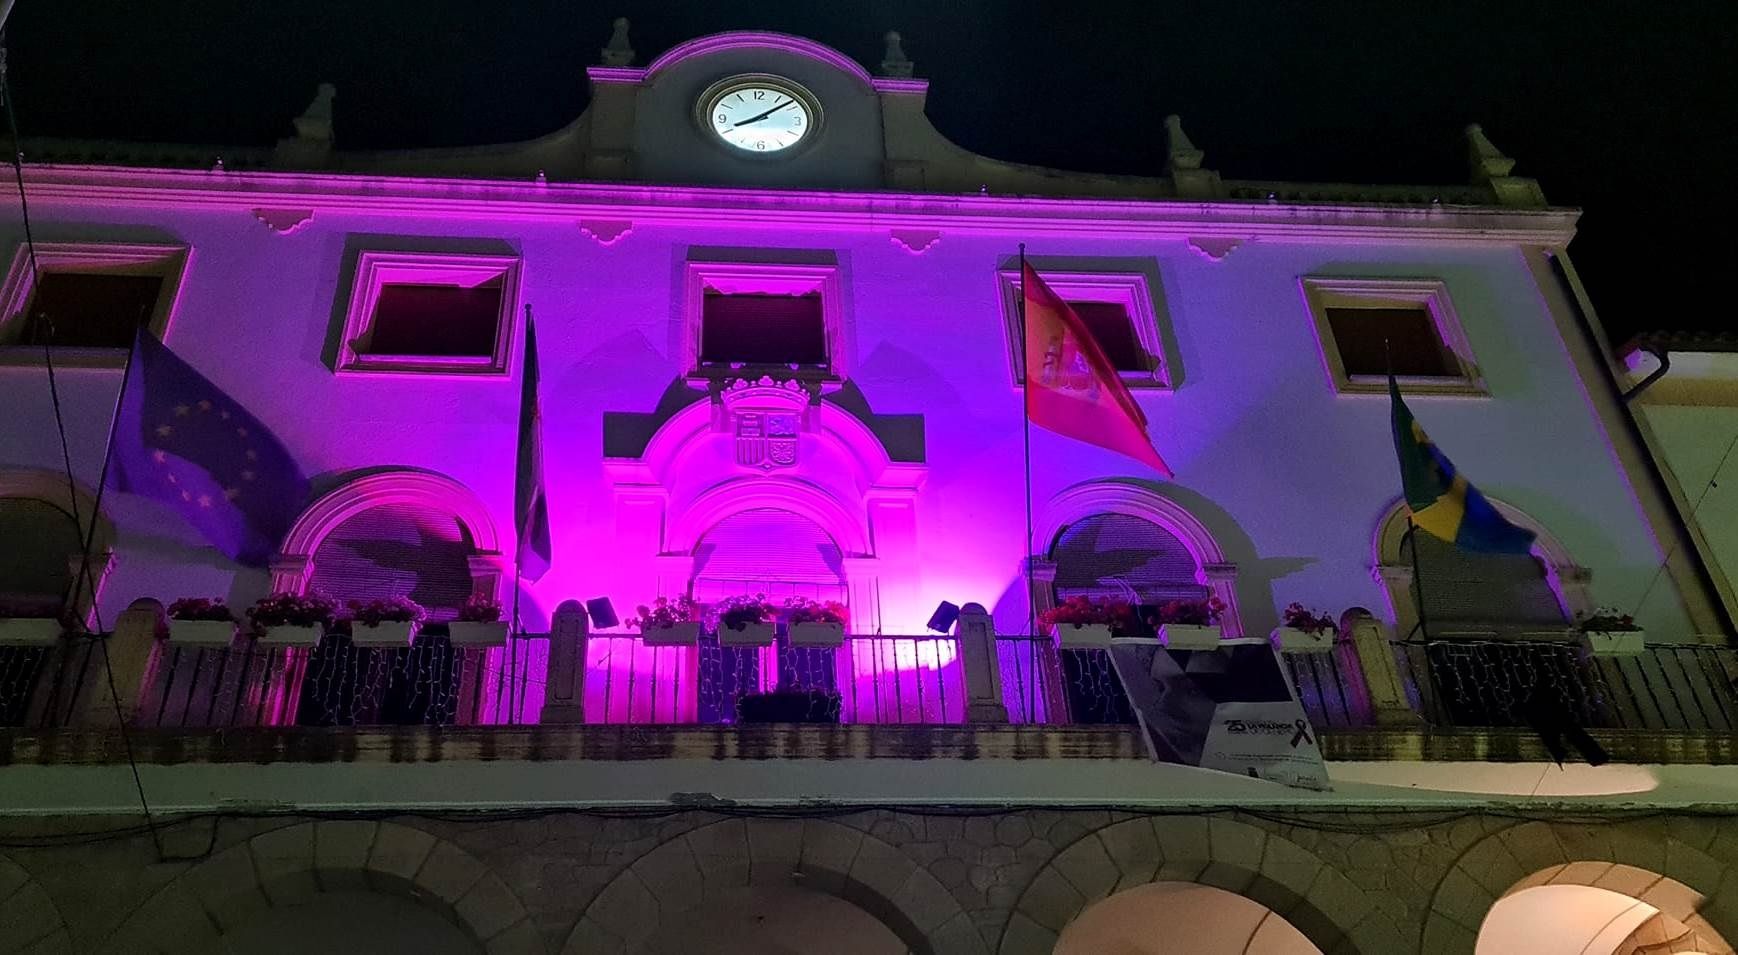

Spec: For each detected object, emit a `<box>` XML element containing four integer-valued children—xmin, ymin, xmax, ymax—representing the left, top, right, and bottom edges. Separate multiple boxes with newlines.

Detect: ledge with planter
<box><xmin>247</xmin><ymin>592</ymin><xmax>336</xmax><ymax>647</ymax></box>
<box><xmin>715</xmin><ymin>594</ymin><xmax>777</xmax><ymax>647</ymax></box>
<box><xmin>1269</xmin><ymin>602</ymin><xmax>1339</xmax><ymax>654</ymax></box>
<box><xmin>342</xmin><ymin>596</ymin><xmax>426</xmax><ymax>647</ymax></box>
<box><xmin>165</xmin><ymin>598</ymin><xmax>239</xmax><ymax>647</ymax></box>
<box><xmin>1574</xmin><ymin>608</ymin><xmax>1646</xmax><ymax>656</ymax></box>
<box><xmin>1041</xmin><ymin>596</ymin><xmax>1134</xmax><ymax>649</ymax></box>
<box><xmin>783</xmin><ymin>597</ymin><xmax>848</xmax><ymax>647</ymax></box>
<box><xmin>1154</xmin><ymin>596</ymin><xmax>1228</xmax><ymax>650</ymax></box>
<box><xmin>628</xmin><ymin>595</ymin><xmax>702</xmax><ymax>646</ymax></box>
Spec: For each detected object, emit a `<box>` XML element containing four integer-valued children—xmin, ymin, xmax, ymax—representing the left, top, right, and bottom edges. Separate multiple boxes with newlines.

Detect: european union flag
<box><xmin>111</xmin><ymin>331</ymin><xmax>308</xmax><ymax>567</ymax></box>
<box><xmin>1390</xmin><ymin>375</ymin><xmax>1536</xmax><ymax>554</ymax></box>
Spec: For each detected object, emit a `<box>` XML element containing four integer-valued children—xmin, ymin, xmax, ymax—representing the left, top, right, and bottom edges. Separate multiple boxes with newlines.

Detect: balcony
<box><xmin>3</xmin><ymin>602</ymin><xmax>1736</xmax><ymax>771</ymax></box>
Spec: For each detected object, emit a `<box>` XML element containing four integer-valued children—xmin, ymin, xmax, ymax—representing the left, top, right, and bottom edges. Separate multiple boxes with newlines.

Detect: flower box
<box><xmin>737</xmin><ymin>689</ymin><xmax>842</xmax><ymax>724</ymax></box>
<box><xmin>258</xmin><ymin>624</ymin><xmax>322</xmax><ymax>646</ymax></box>
<box><xmin>447</xmin><ymin>621</ymin><xmax>508</xmax><ymax>647</ymax></box>
<box><xmin>641</xmin><ymin>621</ymin><xmax>700</xmax><ymax>647</ymax></box>
<box><xmin>1052</xmin><ymin>623</ymin><xmax>1115</xmax><ymax>649</ymax></box>
<box><xmin>719</xmin><ymin>621</ymin><xmax>775</xmax><ymax>646</ymax></box>
<box><xmin>350</xmin><ymin>621</ymin><xmax>417</xmax><ymax>647</ymax></box>
<box><xmin>0</xmin><ymin>617</ymin><xmax>62</xmax><ymax>646</ymax></box>
<box><xmin>1270</xmin><ymin>626</ymin><xmax>1335</xmax><ymax>654</ymax></box>
<box><xmin>1157</xmin><ymin>623</ymin><xmax>1222</xmax><ymax>650</ymax></box>
<box><xmin>169</xmin><ymin>620</ymin><xmax>238</xmax><ymax>647</ymax></box>
<box><xmin>789</xmin><ymin>621</ymin><xmax>845</xmax><ymax>647</ymax></box>
<box><xmin>1579</xmin><ymin>629</ymin><xmax>1646</xmax><ymax>657</ymax></box>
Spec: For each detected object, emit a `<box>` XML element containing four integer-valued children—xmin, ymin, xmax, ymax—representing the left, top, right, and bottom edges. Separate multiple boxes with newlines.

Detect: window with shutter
<box><xmin>337</xmin><ymin>252</ymin><xmax>520</xmax><ymax>375</ymax></box>
<box><xmin>1299</xmin><ymin>277</ymin><xmax>1483</xmax><ymax>395</ymax></box>
<box><xmin>0</xmin><ymin>243</ymin><xmax>189</xmax><ymax>367</ymax></box>
<box><xmin>0</xmin><ymin>498</ymin><xmax>82</xmax><ymax>605</ymax></box>
<box><xmin>19</xmin><ymin>273</ymin><xmax>164</xmax><ymax>348</ymax></box>
<box><xmin>1051</xmin><ymin>513</ymin><xmax>1206</xmax><ymax>604</ymax></box>
<box><xmin>1067</xmin><ymin>301</ymin><xmax>1153</xmax><ymax>374</ymax></box>
<box><xmin>362</xmin><ymin>281</ymin><xmax>504</xmax><ymax>359</ymax></box>
<box><xmin>305</xmin><ymin>503</ymin><xmax>476</xmax><ymax>622</ymax></box>
<box><xmin>1325</xmin><ymin>305</ymin><xmax>1458</xmax><ymax>377</ymax></box>
<box><xmin>1411</xmin><ymin>533</ymin><xmax>1566</xmax><ymax>629</ymax></box>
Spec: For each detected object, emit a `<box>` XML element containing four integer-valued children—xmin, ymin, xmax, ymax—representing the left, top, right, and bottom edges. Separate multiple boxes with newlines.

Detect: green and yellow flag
<box><xmin>1390</xmin><ymin>375</ymin><xmax>1536</xmax><ymax>554</ymax></box>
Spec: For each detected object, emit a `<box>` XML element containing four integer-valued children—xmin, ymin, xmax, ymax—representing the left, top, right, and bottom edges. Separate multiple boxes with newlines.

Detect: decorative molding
<box><xmin>888</xmin><ymin>228</ymin><xmax>940</xmax><ymax>254</ymax></box>
<box><xmin>642</xmin><ymin>31</ymin><xmax>877</xmax><ymax>90</ymax></box>
<box><xmin>714</xmin><ymin>377</ymin><xmax>817</xmax><ymax>471</ymax></box>
<box><xmin>13</xmin><ymin>166</ymin><xmax>1585</xmax><ymax>246</ymax></box>
<box><xmin>251</xmin><ymin>208</ymin><xmax>313</xmax><ymax>234</ymax></box>
<box><xmin>995</xmin><ymin>266</ymin><xmax>1171</xmax><ymax>390</ymax></box>
<box><xmin>274</xmin><ymin>469</ymin><xmax>502</xmax><ymax>598</ymax></box>
<box><xmin>578</xmin><ymin>219</ymin><xmax>633</xmax><ymax>246</ymax></box>
<box><xmin>0</xmin><ymin>242</ymin><xmax>191</xmax><ymax>368</ymax></box>
<box><xmin>1298</xmin><ymin>275</ymin><xmax>1487</xmax><ymax>397</ymax></box>
<box><xmin>683</xmin><ymin>257</ymin><xmax>849</xmax><ymax>379</ymax></box>
<box><xmin>336</xmin><ymin>250</ymin><xmax>521</xmax><ymax>376</ymax></box>
<box><xmin>1186</xmin><ymin>236</ymin><xmax>1243</xmax><ymax>261</ymax></box>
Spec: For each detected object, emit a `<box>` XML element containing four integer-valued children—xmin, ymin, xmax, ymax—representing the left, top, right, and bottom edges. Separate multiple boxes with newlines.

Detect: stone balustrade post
<box><xmin>540</xmin><ymin>600</ymin><xmax>589</xmax><ymax>725</ymax></box>
<box><xmin>955</xmin><ymin>602</ymin><xmax>1008</xmax><ymax>723</ymax></box>
<box><xmin>1341</xmin><ymin>610</ymin><xmax>1423</xmax><ymax>727</ymax></box>
<box><xmin>75</xmin><ymin>599</ymin><xmax>166</xmax><ymax>728</ymax></box>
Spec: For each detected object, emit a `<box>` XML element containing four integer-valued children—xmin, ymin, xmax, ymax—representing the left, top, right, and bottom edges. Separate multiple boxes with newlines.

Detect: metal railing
<box><xmin>1282</xmin><ymin>650</ymin><xmax>1372</xmax><ymax>729</ymax></box>
<box><xmin>0</xmin><ymin>637</ymin><xmax>100</xmax><ymax>728</ymax></box>
<box><xmin>1393</xmin><ymin>639</ymin><xmax>1738</xmax><ymax>732</ymax></box>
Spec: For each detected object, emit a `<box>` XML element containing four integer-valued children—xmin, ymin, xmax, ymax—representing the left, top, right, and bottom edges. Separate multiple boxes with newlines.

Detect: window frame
<box><xmin>996</xmin><ymin>268</ymin><xmax>1171</xmax><ymax>390</ymax></box>
<box><xmin>683</xmin><ymin>260</ymin><xmax>846</xmax><ymax>382</ymax></box>
<box><xmin>0</xmin><ymin>242</ymin><xmax>190</xmax><ymax>368</ymax></box>
<box><xmin>1298</xmin><ymin>276</ymin><xmax>1486</xmax><ymax>396</ymax></box>
<box><xmin>337</xmin><ymin>251</ymin><xmax>522</xmax><ymax>376</ymax></box>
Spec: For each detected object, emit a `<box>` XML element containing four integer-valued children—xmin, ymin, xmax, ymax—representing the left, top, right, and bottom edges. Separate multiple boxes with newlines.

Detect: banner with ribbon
<box><xmin>1107</xmin><ymin>638</ymin><xmax>1331</xmax><ymax>791</ymax></box>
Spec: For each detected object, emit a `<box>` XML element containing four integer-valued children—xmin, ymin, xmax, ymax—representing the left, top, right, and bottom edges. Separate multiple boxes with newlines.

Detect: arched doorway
<box><xmin>1476</xmin><ymin>865</ymin><xmax>1735</xmax><ymax>955</ymax></box>
<box><xmin>1054</xmin><ymin>881</ymin><xmax>1322</xmax><ymax>955</ymax></box>
<box><xmin>638</xmin><ymin>884</ymin><xmax>907</xmax><ymax>955</ymax></box>
<box><xmin>204</xmin><ymin>890</ymin><xmax>483</xmax><ymax>955</ymax></box>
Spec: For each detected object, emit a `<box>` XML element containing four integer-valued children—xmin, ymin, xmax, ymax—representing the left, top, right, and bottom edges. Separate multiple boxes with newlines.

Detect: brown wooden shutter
<box><xmin>1051</xmin><ymin>513</ymin><xmax>1206</xmax><ymax>602</ymax></box>
<box><xmin>307</xmin><ymin>503</ymin><xmax>475</xmax><ymax>621</ymax></box>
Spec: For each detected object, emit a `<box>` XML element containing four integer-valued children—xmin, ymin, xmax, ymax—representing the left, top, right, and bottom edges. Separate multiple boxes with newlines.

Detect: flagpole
<box><xmin>506</xmin><ymin>303</ymin><xmax>533</xmax><ymax>724</ymax></box>
<box><xmin>65</xmin><ymin>320</ymin><xmax>145</xmax><ymax>623</ymax></box>
<box><xmin>1404</xmin><ymin>518</ymin><xmax>1430</xmax><ymax>641</ymax></box>
<box><xmin>1018</xmin><ymin>244</ymin><xmax>1037</xmax><ymax>637</ymax></box>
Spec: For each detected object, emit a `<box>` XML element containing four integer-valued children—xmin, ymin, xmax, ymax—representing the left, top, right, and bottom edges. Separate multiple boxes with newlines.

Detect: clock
<box><xmin>700</xmin><ymin>76</ymin><xmax>818</xmax><ymax>155</ymax></box>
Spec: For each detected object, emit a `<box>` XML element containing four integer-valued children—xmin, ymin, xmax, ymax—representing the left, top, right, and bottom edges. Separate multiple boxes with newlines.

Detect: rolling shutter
<box><xmin>1412</xmin><ymin>532</ymin><xmax>1565</xmax><ymax>626</ymax></box>
<box><xmin>1051</xmin><ymin>513</ymin><xmax>1206</xmax><ymax>602</ymax></box>
<box><xmin>307</xmin><ymin>503</ymin><xmax>475</xmax><ymax>622</ymax></box>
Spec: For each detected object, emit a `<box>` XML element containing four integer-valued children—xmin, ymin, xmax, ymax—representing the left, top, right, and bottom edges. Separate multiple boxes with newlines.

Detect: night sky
<box><xmin>8</xmin><ymin>0</ymin><xmax>1734</xmax><ymax>342</ymax></box>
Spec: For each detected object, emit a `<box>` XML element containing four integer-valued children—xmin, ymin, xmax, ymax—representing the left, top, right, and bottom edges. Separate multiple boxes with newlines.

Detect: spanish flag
<box><xmin>1023</xmin><ymin>262</ymin><xmax>1173</xmax><ymax>476</ymax></box>
<box><xmin>1390</xmin><ymin>375</ymin><xmax>1535</xmax><ymax>553</ymax></box>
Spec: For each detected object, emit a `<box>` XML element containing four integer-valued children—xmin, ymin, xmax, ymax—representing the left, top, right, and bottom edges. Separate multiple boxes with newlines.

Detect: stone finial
<box><xmin>292</xmin><ymin>83</ymin><xmax>336</xmax><ymax>142</ymax></box>
<box><xmin>1465</xmin><ymin>123</ymin><xmax>1516</xmax><ymax>182</ymax></box>
<box><xmin>879</xmin><ymin>30</ymin><xmax>914</xmax><ymax>77</ymax></box>
<box><xmin>601</xmin><ymin>17</ymin><xmax>635</xmax><ymax>66</ymax></box>
<box><xmin>1164</xmin><ymin>114</ymin><xmax>1204</xmax><ymax>171</ymax></box>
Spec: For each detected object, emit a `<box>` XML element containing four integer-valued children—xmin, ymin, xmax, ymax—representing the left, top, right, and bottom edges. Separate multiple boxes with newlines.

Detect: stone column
<box><xmin>540</xmin><ymin>601</ymin><xmax>589</xmax><ymax>725</ymax></box>
<box><xmin>76</xmin><ymin>599</ymin><xmax>166</xmax><ymax>728</ymax></box>
<box><xmin>1028</xmin><ymin>558</ymin><xmax>1058</xmax><ymax>634</ymax></box>
<box><xmin>1342</xmin><ymin>611</ymin><xmax>1423</xmax><ymax>727</ymax></box>
<box><xmin>1374</xmin><ymin>564</ymin><xmax>1421</xmax><ymax>640</ymax></box>
<box><xmin>1198</xmin><ymin>562</ymin><xmax>1242</xmax><ymax>636</ymax></box>
<box><xmin>955</xmin><ymin>602</ymin><xmax>1007</xmax><ymax>723</ymax></box>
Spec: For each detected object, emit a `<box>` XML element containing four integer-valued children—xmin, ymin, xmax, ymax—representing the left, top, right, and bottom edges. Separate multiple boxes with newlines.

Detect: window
<box><xmin>1300</xmin><ymin>277</ymin><xmax>1483</xmax><ymax>395</ymax></box>
<box><xmin>700</xmin><ymin>291</ymin><xmax>828</xmax><ymax>367</ymax></box>
<box><xmin>684</xmin><ymin>259</ymin><xmax>846</xmax><ymax>379</ymax></box>
<box><xmin>0</xmin><ymin>243</ymin><xmax>188</xmax><ymax>366</ymax></box>
<box><xmin>338</xmin><ymin>252</ymin><xmax>520</xmax><ymax>375</ymax></box>
<box><xmin>305</xmin><ymin>502</ymin><xmax>477</xmax><ymax>622</ymax></box>
<box><xmin>997</xmin><ymin>268</ymin><xmax>1170</xmax><ymax>388</ymax></box>
<box><xmin>0</xmin><ymin>497</ymin><xmax>82</xmax><ymax>607</ymax></box>
<box><xmin>1412</xmin><ymin>533</ymin><xmax>1567</xmax><ymax>630</ymax></box>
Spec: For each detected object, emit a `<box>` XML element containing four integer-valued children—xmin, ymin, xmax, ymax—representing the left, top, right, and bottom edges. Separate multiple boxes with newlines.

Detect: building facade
<box><xmin>2</xmin><ymin>26</ymin><xmax>1737</xmax><ymax>955</ymax></box>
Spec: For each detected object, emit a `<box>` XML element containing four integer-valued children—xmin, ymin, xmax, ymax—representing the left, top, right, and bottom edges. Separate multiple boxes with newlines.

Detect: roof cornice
<box><xmin>16</xmin><ymin>163</ymin><xmax>1581</xmax><ymax>245</ymax></box>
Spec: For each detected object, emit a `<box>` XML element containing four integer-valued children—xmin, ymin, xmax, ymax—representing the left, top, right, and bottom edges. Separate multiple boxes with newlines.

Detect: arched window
<box><xmin>690</xmin><ymin>507</ymin><xmax>846</xmax><ymax>603</ymax></box>
<box><xmin>305</xmin><ymin>502</ymin><xmax>477</xmax><ymax>622</ymax></box>
<box><xmin>0</xmin><ymin>497</ymin><xmax>82</xmax><ymax>609</ymax></box>
<box><xmin>1051</xmin><ymin>512</ymin><xmax>1209</xmax><ymax>605</ymax></box>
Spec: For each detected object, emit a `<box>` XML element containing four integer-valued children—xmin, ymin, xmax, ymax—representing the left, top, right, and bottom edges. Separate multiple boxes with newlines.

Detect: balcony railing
<box><xmin>7</xmin><ymin>604</ymin><xmax>1738</xmax><ymax>746</ymax></box>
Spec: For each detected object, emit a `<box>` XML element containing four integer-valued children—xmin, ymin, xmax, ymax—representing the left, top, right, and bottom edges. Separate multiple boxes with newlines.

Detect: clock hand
<box><xmin>732</xmin><ymin>99</ymin><xmax>797</xmax><ymax>128</ymax></box>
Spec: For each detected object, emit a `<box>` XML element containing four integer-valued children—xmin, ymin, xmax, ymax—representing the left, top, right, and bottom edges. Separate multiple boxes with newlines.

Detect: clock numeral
<box><xmin>792</xmin><ymin>116</ymin><xmax>801</xmax><ymax>126</ymax></box>
<box><xmin>753</xmin><ymin>90</ymin><xmax>766</xmax><ymax>100</ymax></box>
<box><xmin>755</xmin><ymin>140</ymin><xmax>767</xmax><ymax>150</ymax></box>
<box><xmin>717</xmin><ymin>113</ymin><xmax>727</xmax><ymax>124</ymax></box>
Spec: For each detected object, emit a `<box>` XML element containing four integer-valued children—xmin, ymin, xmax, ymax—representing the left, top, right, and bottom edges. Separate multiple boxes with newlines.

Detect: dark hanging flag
<box><xmin>110</xmin><ymin>330</ymin><xmax>308</xmax><ymax>567</ymax></box>
<box><xmin>515</xmin><ymin>313</ymin><xmax>551</xmax><ymax>581</ymax></box>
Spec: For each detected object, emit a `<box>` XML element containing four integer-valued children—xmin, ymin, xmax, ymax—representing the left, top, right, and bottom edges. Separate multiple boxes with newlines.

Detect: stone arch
<box><xmin>1034</xmin><ymin>481</ymin><xmax>1241</xmax><ymax>635</ymax></box>
<box><xmin>1001</xmin><ymin>816</ymin><xmax>1381</xmax><ymax>954</ymax></box>
<box><xmin>0</xmin><ymin>851</ymin><xmax>72</xmax><ymax>953</ymax></box>
<box><xmin>1424</xmin><ymin>818</ymin><xmax>1738</xmax><ymax>953</ymax></box>
<box><xmin>102</xmin><ymin>820</ymin><xmax>542</xmax><ymax>953</ymax></box>
<box><xmin>643</xmin><ymin>31</ymin><xmax>879</xmax><ymax>90</ymax></box>
<box><xmin>1371</xmin><ymin>495</ymin><xmax>1592</xmax><ymax>629</ymax></box>
<box><xmin>271</xmin><ymin>469</ymin><xmax>507</xmax><ymax>600</ymax></box>
<box><xmin>564</xmin><ymin>817</ymin><xmax>984</xmax><ymax>955</ymax></box>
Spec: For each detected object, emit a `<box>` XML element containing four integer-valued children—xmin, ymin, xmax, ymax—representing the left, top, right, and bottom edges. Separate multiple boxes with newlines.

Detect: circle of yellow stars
<box><xmin>152</xmin><ymin>399</ymin><xmax>261</xmax><ymax>508</ymax></box>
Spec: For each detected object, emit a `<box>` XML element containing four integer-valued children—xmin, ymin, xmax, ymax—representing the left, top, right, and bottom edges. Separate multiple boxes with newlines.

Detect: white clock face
<box><xmin>706</xmin><ymin>82</ymin><xmax>813</xmax><ymax>154</ymax></box>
